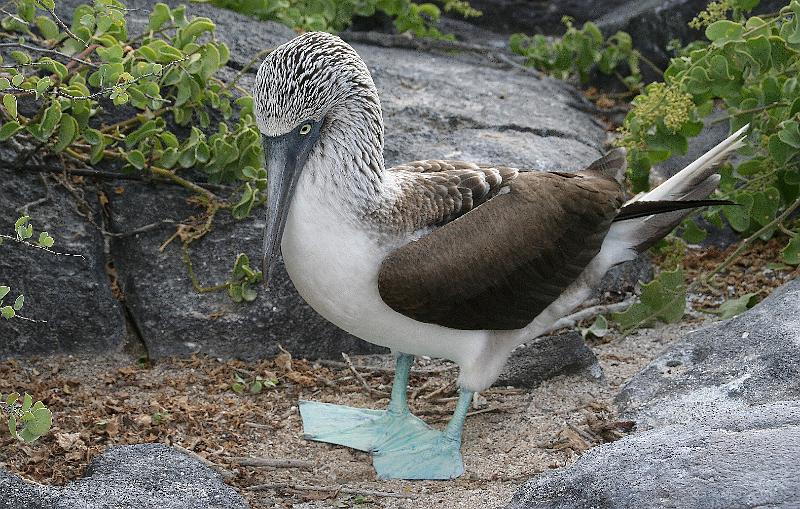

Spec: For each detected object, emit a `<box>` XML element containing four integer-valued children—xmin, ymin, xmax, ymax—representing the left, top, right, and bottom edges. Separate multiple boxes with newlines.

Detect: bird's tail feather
<box><xmin>606</xmin><ymin>124</ymin><xmax>749</xmax><ymax>256</ymax></box>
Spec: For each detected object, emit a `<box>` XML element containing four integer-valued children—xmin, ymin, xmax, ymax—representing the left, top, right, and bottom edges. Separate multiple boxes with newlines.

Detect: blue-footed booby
<box><xmin>253</xmin><ymin>31</ymin><xmax>747</xmax><ymax>480</ymax></box>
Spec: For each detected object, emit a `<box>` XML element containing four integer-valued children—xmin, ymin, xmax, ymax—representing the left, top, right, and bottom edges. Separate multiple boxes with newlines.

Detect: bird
<box><xmin>252</xmin><ymin>31</ymin><xmax>747</xmax><ymax>480</ymax></box>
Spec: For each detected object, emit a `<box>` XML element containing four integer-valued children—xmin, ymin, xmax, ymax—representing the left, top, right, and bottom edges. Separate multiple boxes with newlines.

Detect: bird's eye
<box><xmin>299</xmin><ymin>123</ymin><xmax>312</xmax><ymax>135</ymax></box>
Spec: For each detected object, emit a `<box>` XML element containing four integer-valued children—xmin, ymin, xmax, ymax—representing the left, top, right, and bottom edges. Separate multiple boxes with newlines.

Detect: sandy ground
<box><xmin>0</xmin><ymin>319</ymin><xmax>708</xmax><ymax>509</ymax></box>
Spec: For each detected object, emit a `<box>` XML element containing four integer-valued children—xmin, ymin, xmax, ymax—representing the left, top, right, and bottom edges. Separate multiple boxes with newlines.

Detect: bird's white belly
<box><xmin>279</xmin><ymin>182</ymin><xmax>516</xmax><ymax>389</ymax></box>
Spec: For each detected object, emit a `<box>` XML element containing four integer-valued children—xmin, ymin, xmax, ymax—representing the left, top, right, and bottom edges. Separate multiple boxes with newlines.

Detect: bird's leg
<box><xmin>299</xmin><ymin>352</ymin><xmax>430</xmax><ymax>453</ymax></box>
<box><xmin>387</xmin><ymin>352</ymin><xmax>413</xmax><ymax>415</ymax></box>
<box><xmin>443</xmin><ymin>388</ymin><xmax>474</xmax><ymax>443</ymax></box>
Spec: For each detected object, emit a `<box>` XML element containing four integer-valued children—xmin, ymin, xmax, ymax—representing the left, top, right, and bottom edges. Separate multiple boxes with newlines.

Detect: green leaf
<box><xmin>231</xmin><ymin>182</ymin><xmax>255</xmax><ymax>219</ymax></box>
<box><xmin>2</xmin><ymin>94</ymin><xmax>18</xmax><ymax>120</ymax></box>
<box><xmin>0</xmin><ymin>77</ymin><xmax>9</xmax><ymax>90</ymax></box>
<box><xmin>782</xmin><ymin>236</ymin><xmax>800</xmax><ymax>265</ymax></box>
<box><xmin>13</xmin><ymin>294</ymin><xmax>23</xmax><ymax>311</ymax></box>
<box><xmin>37</xmin><ymin>231</ymin><xmax>54</xmax><ymax>248</ymax></box>
<box><xmin>148</xmin><ymin>3</ymin><xmax>172</xmax><ymax>31</ymax></box>
<box><xmin>724</xmin><ymin>193</ymin><xmax>753</xmax><ymax>232</ymax></box>
<box><xmin>21</xmin><ymin>393</ymin><xmax>32</xmax><ymax>412</ymax></box>
<box><xmin>35</xmin><ymin>15</ymin><xmax>59</xmax><ymax>39</ymax></box>
<box><xmin>682</xmin><ymin>219</ymin><xmax>707</xmax><ymax>244</ymax></box>
<box><xmin>126</xmin><ymin>150</ymin><xmax>146</xmax><ymax>170</ymax></box>
<box><xmin>0</xmin><ymin>121</ymin><xmax>23</xmax><ymax>141</ymax></box>
<box><xmin>612</xmin><ymin>268</ymin><xmax>686</xmax><ymax>332</ymax></box>
<box><xmin>53</xmin><ymin>114</ymin><xmax>78</xmax><ymax>153</ymax></box>
<box><xmin>0</xmin><ymin>286</ymin><xmax>9</xmax><ymax>300</ymax></box>
<box><xmin>580</xmin><ymin>315</ymin><xmax>608</xmax><ymax>339</ymax></box>
<box><xmin>769</xmin><ymin>134</ymin><xmax>796</xmax><ymax>165</ymax></box>
<box><xmin>0</xmin><ymin>306</ymin><xmax>13</xmax><ymax>320</ymax></box>
<box><xmin>717</xmin><ymin>293</ymin><xmax>759</xmax><ymax>319</ymax></box>
<box><xmin>706</xmin><ymin>20</ymin><xmax>744</xmax><ymax>45</ymax></box>
<box><xmin>750</xmin><ymin>187</ymin><xmax>781</xmax><ymax>226</ymax></box>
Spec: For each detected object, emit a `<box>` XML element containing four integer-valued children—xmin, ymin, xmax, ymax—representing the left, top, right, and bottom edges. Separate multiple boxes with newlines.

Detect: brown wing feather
<box><xmin>377</xmin><ymin>170</ymin><xmax>624</xmax><ymax>331</ymax></box>
<box><xmin>380</xmin><ymin>160</ymin><xmax>519</xmax><ymax>232</ymax></box>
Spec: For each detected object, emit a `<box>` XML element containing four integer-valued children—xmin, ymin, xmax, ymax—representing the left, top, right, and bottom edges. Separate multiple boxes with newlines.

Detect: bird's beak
<box><xmin>261</xmin><ymin>133</ymin><xmax>307</xmax><ymax>288</ymax></box>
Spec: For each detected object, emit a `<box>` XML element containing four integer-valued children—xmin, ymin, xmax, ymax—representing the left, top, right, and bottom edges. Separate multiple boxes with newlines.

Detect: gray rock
<box><xmin>591</xmin><ymin>254</ymin><xmax>653</xmax><ymax>300</ymax></box>
<box><xmin>495</xmin><ymin>332</ymin><xmax>601</xmax><ymax>388</ymax></box>
<box><xmin>616</xmin><ymin>278</ymin><xmax>800</xmax><ymax>429</ymax></box>
<box><xmin>506</xmin><ymin>402</ymin><xmax>800</xmax><ymax>509</ymax></box>
<box><xmin>0</xmin><ymin>167</ymin><xmax>128</xmax><ymax>358</ymax></box>
<box><xmin>0</xmin><ymin>444</ymin><xmax>248</xmax><ymax>509</ymax></box>
<box><xmin>507</xmin><ymin>278</ymin><xmax>800</xmax><ymax>509</ymax></box>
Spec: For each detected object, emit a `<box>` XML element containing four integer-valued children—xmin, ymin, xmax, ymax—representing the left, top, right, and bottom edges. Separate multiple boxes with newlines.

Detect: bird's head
<box><xmin>253</xmin><ymin>32</ymin><xmax>384</xmax><ymax>288</ymax></box>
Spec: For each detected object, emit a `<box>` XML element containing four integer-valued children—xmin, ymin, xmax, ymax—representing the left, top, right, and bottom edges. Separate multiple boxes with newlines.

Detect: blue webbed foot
<box><xmin>373</xmin><ymin>430</ymin><xmax>464</xmax><ymax>480</ymax></box>
<box><xmin>298</xmin><ymin>353</ymin><xmax>472</xmax><ymax>480</ymax></box>
<box><xmin>299</xmin><ymin>401</ymin><xmax>431</xmax><ymax>452</ymax></box>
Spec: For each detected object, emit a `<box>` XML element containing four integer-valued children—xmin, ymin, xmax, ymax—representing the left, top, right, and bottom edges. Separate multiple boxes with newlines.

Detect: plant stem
<box><xmin>702</xmin><ymin>195</ymin><xmax>800</xmax><ymax>284</ymax></box>
<box><xmin>710</xmin><ymin>101</ymin><xmax>789</xmax><ymax>124</ymax></box>
<box><xmin>181</xmin><ymin>242</ymin><xmax>228</xmax><ymax>293</ymax></box>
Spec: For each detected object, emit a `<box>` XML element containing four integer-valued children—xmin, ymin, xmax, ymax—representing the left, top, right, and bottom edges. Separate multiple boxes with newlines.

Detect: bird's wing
<box><xmin>378</xmin><ymin>153</ymin><xmax>625</xmax><ymax>331</ymax></box>
<box><xmin>383</xmin><ymin>160</ymin><xmax>521</xmax><ymax>231</ymax></box>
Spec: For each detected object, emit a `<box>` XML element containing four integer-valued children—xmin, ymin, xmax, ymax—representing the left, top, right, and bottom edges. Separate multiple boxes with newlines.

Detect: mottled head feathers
<box><xmin>253</xmin><ymin>32</ymin><xmax>381</xmax><ymax>138</ymax></box>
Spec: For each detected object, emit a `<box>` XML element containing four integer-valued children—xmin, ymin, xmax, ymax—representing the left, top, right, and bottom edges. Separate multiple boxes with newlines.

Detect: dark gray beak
<box><xmin>261</xmin><ymin>121</ymin><xmax>321</xmax><ymax>288</ymax></box>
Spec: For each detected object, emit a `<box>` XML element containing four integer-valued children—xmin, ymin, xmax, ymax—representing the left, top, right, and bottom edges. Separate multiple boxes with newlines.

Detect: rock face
<box><xmin>507</xmin><ymin>278</ymin><xmax>800</xmax><ymax>509</ymax></box>
<box><xmin>616</xmin><ymin>277</ymin><xmax>800</xmax><ymax>429</ymax></box>
<box><xmin>0</xmin><ymin>444</ymin><xmax>248</xmax><ymax>509</ymax></box>
<box><xmin>4</xmin><ymin>0</ymin><xmax>609</xmax><ymax>359</ymax></box>
<box><xmin>495</xmin><ymin>332</ymin><xmax>600</xmax><ymax>388</ymax></box>
<box><xmin>506</xmin><ymin>405</ymin><xmax>800</xmax><ymax>509</ymax></box>
<box><xmin>0</xmin><ymin>167</ymin><xmax>128</xmax><ymax>358</ymax></box>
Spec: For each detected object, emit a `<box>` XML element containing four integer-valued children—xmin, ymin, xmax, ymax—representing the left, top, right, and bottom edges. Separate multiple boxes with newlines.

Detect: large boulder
<box><xmin>506</xmin><ymin>277</ymin><xmax>800</xmax><ymax>508</ymax></box>
<box><xmin>616</xmin><ymin>277</ymin><xmax>800</xmax><ymax>429</ymax></box>
<box><xmin>1</xmin><ymin>0</ymin><xmax>607</xmax><ymax>360</ymax></box>
<box><xmin>506</xmin><ymin>403</ymin><xmax>800</xmax><ymax>509</ymax></box>
<box><xmin>0</xmin><ymin>444</ymin><xmax>248</xmax><ymax>509</ymax></box>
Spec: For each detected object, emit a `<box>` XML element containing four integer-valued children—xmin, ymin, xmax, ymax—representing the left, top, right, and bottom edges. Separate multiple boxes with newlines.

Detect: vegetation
<box><xmin>618</xmin><ymin>0</ymin><xmax>800</xmax><ymax>274</ymax></box>
<box><xmin>510</xmin><ymin>16</ymin><xmax>645</xmax><ymax>92</ymax></box>
<box><xmin>0</xmin><ymin>392</ymin><xmax>52</xmax><ymax>442</ymax></box>
<box><xmin>0</xmin><ymin>0</ymin><xmax>268</xmax><ymax>301</ymax></box>
<box><xmin>209</xmin><ymin>0</ymin><xmax>480</xmax><ymax>38</ymax></box>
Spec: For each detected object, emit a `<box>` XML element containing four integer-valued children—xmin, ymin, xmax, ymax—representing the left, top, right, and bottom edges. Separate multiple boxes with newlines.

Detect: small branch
<box><xmin>0</xmin><ymin>234</ymin><xmax>85</xmax><ymax>259</ymax></box>
<box><xmin>341</xmin><ymin>352</ymin><xmax>390</xmax><ymax>398</ymax></box>
<box><xmin>546</xmin><ymin>298</ymin><xmax>636</xmax><ymax>334</ymax></box>
<box><xmin>0</xmin><ymin>42</ymin><xmax>98</xmax><ymax>68</ymax></box>
<box><xmin>33</xmin><ymin>0</ymin><xmax>88</xmax><ymax>48</ymax></box>
<box><xmin>12</xmin><ymin>314</ymin><xmax>48</xmax><ymax>323</ymax></box>
<box><xmin>246</xmin><ymin>483</ymin><xmax>416</xmax><ymax>499</ymax></box>
<box><xmin>105</xmin><ymin>219</ymin><xmax>177</xmax><ymax>238</ymax></box>
<box><xmin>494</xmin><ymin>52</ymin><xmax>542</xmax><ymax>79</ymax></box>
<box><xmin>11</xmin><ymin>163</ymin><xmax>232</xmax><ymax>192</ymax></box>
<box><xmin>229</xmin><ymin>457</ymin><xmax>313</xmax><ymax>469</ymax></box>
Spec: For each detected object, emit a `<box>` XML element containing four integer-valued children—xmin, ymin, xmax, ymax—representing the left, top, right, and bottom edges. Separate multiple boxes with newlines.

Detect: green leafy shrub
<box><xmin>618</xmin><ymin>0</ymin><xmax>800</xmax><ymax>267</ymax></box>
<box><xmin>209</xmin><ymin>0</ymin><xmax>480</xmax><ymax>38</ymax></box>
<box><xmin>0</xmin><ymin>392</ymin><xmax>52</xmax><ymax>442</ymax></box>
<box><xmin>1</xmin><ymin>0</ymin><xmax>266</xmax><ymax>300</ymax></box>
<box><xmin>509</xmin><ymin>16</ymin><xmax>645</xmax><ymax>91</ymax></box>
